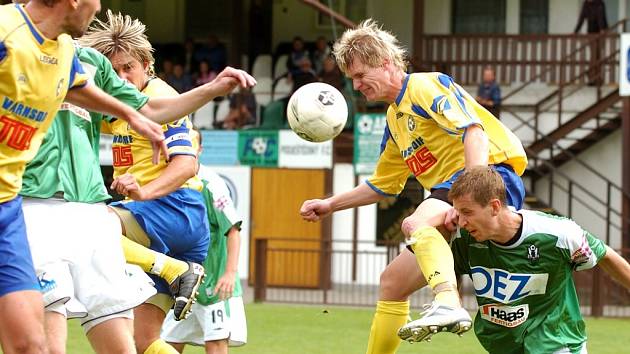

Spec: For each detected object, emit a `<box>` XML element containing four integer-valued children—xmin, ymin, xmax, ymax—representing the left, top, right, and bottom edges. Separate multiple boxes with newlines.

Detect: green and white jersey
<box><xmin>20</xmin><ymin>46</ymin><xmax>148</xmax><ymax>203</ymax></box>
<box><xmin>197</xmin><ymin>170</ymin><xmax>243</xmax><ymax>306</ymax></box>
<box><xmin>452</xmin><ymin>209</ymin><xmax>607</xmax><ymax>354</ymax></box>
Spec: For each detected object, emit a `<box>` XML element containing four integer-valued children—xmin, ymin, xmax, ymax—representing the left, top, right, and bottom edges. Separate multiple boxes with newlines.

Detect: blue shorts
<box><xmin>112</xmin><ymin>188</ymin><xmax>210</xmax><ymax>293</ymax></box>
<box><xmin>432</xmin><ymin>164</ymin><xmax>525</xmax><ymax>209</ymax></box>
<box><xmin>0</xmin><ymin>196</ymin><xmax>40</xmax><ymax>297</ymax></box>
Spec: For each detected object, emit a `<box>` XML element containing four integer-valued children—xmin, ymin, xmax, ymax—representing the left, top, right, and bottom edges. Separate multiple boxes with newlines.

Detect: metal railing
<box><xmin>253</xmin><ymin>238</ymin><xmax>630</xmax><ymax>317</ymax></box>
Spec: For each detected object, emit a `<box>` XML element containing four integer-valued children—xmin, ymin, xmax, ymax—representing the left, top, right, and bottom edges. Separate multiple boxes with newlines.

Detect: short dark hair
<box><xmin>448</xmin><ymin>166</ymin><xmax>507</xmax><ymax>207</ymax></box>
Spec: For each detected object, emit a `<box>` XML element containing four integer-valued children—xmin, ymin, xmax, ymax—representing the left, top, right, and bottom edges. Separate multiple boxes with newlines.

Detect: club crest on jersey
<box><xmin>407</xmin><ymin>116</ymin><xmax>416</xmax><ymax>132</ymax></box>
<box><xmin>56</xmin><ymin>78</ymin><xmax>65</xmax><ymax>97</ymax></box>
<box><xmin>480</xmin><ymin>303</ymin><xmax>529</xmax><ymax>328</ymax></box>
<box><xmin>527</xmin><ymin>244</ymin><xmax>539</xmax><ymax>264</ymax></box>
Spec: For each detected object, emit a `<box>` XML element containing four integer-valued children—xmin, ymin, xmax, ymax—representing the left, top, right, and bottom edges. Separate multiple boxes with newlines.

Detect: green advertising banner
<box><xmin>238</xmin><ymin>130</ymin><xmax>279</xmax><ymax>167</ymax></box>
<box><xmin>353</xmin><ymin>113</ymin><xmax>387</xmax><ymax>175</ymax></box>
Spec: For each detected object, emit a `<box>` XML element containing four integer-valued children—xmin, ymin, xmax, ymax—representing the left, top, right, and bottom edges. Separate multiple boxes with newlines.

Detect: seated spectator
<box><xmin>168</xmin><ymin>63</ymin><xmax>193</xmax><ymax>93</ymax></box>
<box><xmin>311</xmin><ymin>36</ymin><xmax>331</xmax><ymax>75</ymax></box>
<box><xmin>195</xmin><ymin>60</ymin><xmax>217</xmax><ymax>87</ymax></box>
<box><xmin>221</xmin><ymin>87</ymin><xmax>257</xmax><ymax>129</ymax></box>
<box><xmin>319</xmin><ymin>56</ymin><xmax>345</xmax><ymax>92</ymax></box>
<box><xmin>182</xmin><ymin>37</ymin><xmax>199</xmax><ymax>75</ymax></box>
<box><xmin>197</xmin><ymin>34</ymin><xmax>227</xmax><ymax>73</ymax></box>
<box><xmin>289</xmin><ymin>57</ymin><xmax>317</xmax><ymax>94</ymax></box>
<box><xmin>287</xmin><ymin>36</ymin><xmax>310</xmax><ymax>76</ymax></box>
<box><xmin>476</xmin><ymin>66</ymin><xmax>501</xmax><ymax>119</ymax></box>
<box><xmin>157</xmin><ymin>58</ymin><xmax>174</xmax><ymax>81</ymax></box>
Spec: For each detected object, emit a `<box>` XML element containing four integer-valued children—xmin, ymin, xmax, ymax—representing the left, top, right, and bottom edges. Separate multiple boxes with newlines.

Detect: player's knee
<box><xmin>401</xmin><ymin>216</ymin><xmax>420</xmax><ymax>237</ymax></box>
<box><xmin>379</xmin><ymin>266</ymin><xmax>403</xmax><ymax>299</ymax></box>
<box><xmin>8</xmin><ymin>334</ymin><xmax>47</xmax><ymax>354</ymax></box>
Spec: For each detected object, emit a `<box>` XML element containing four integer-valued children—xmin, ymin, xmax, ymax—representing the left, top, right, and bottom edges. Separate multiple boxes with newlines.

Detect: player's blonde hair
<box><xmin>79</xmin><ymin>10</ymin><xmax>155</xmax><ymax>76</ymax></box>
<box><xmin>333</xmin><ymin>19</ymin><xmax>407</xmax><ymax>75</ymax></box>
<box><xmin>448</xmin><ymin>166</ymin><xmax>508</xmax><ymax>207</ymax></box>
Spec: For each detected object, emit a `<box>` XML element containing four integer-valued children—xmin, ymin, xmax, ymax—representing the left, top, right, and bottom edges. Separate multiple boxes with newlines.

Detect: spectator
<box><xmin>286</xmin><ymin>36</ymin><xmax>310</xmax><ymax>76</ymax></box>
<box><xmin>157</xmin><ymin>58</ymin><xmax>174</xmax><ymax>82</ymax></box>
<box><xmin>311</xmin><ymin>36</ymin><xmax>331</xmax><ymax>75</ymax></box>
<box><xmin>221</xmin><ymin>87</ymin><xmax>257</xmax><ymax>129</ymax></box>
<box><xmin>574</xmin><ymin>0</ymin><xmax>608</xmax><ymax>85</ymax></box>
<box><xmin>197</xmin><ymin>34</ymin><xmax>227</xmax><ymax>73</ymax></box>
<box><xmin>476</xmin><ymin>66</ymin><xmax>501</xmax><ymax>119</ymax></box>
<box><xmin>289</xmin><ymin>57</ymin><xmax>317</xmax><ymax>94</ymax></box>
<box><xmin>168</xmin><ymin>63</ymin><xmax>193</xmax><ymax>93</ymax></box>
<box><xmin>319</xmin><ymin>56</ymin><xmax>345</xmax><ymax>92</ymax></box>
<box><xmin>182</xmin><ymin>37</ymin><xmax>199</xmax><ymax>75</ymax></box>
<box><xmin>195</xmin><ymin>60</ymin><xmax>217</xmax><ymax>87</ymax></box>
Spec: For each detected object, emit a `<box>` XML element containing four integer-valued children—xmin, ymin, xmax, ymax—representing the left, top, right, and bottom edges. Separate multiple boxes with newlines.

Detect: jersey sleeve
<box><xmin>557</xmin><ymin>219</ymin><xmax>607</xmax><ymax>271</ymax></box>
<box><xmin>68</xmin><ymin>53</ymin><xmax>88</xmax><ymax>89</ymax></box>
<box><xmin>409</xmin><ymin>74</ymin><xmax>482</xmax><ymax>135</ymax></box>
<box><xmin>164</xmin><ymin>119</ymin><xmax>195</xmax><ymax>157</ymax></box>
<box><xmin>366</xmin><ymin>125</ymin><xmax>410</xmax><ymax>196</ymax></box>
<box><xmin>450</xmin><ymin>228</ymin><xmax>471</xmax><ymax>276</ymax></box>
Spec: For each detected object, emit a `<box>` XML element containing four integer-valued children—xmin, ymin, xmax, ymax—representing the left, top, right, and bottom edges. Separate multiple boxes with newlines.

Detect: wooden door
<box><xmin>249</xmin><ymin>168</ymin><xmax>330</xmax><ymax>288</ymax></box>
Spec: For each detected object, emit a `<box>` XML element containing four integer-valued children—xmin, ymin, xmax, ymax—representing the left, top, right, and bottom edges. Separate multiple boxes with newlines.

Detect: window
<box><xmin>520</xmin><ymin>0</ymin><xmax>548</xmax><ymax>34</ymax></box>
<box><xmin>452</xmin><ymin>0</ymin><xmax>506</xmax><ymax>34</ymax></box>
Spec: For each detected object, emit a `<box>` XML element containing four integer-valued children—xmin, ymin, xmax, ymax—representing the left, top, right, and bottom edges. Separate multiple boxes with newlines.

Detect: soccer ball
<box><xmin>286</xmin><ymin>82</ymin><xmax>348</xmax><ymax>142</ymax></box>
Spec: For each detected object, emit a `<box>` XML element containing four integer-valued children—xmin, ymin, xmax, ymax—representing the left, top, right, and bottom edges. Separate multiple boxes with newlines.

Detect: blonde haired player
<box><xmin>300</xmin><ymin>19</ymin><xmax>527</xmax><ymax>353</ymax></box>
<box><xmin>78</xmin><ymin>11</ymin><xmax>246</xmax><ymax>354</ymax></box>
<box><xmin>161</xmin><ymin>130</ymin><xmax>247</xmax><ymax>354</ymax></box>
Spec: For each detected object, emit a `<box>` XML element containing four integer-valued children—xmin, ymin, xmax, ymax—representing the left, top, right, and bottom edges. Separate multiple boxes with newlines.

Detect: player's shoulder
<box><xmin>520</xmin><ymin>209</ymin><xmax>583</xmax><ymax>246</ymax></box>
<box><xmin>0</xmin><ymin>4</ymin><xmax>26</xmax><ymax>37</ymax></box>
<box><xmin>144</xmin><ymin>77</ymin><xmax>179</xmax><ymax>97</ymax></box>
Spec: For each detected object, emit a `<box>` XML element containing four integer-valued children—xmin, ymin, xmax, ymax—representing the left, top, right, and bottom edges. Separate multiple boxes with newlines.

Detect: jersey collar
<box><xmin>394</xmin><ymin>74</ymin><xmax>410</xmax><ymax>107</ymax></box>
<box><xmin>15</xmin><ymin>3</ymin><xmax>45</xmax><ymax>45</ymax></box>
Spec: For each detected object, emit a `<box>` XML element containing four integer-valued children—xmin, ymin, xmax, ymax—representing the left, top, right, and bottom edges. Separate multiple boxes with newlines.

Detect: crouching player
<box><xmin>161</xmin><ymin>131</ymin><xmax>247</xmax><ymax>354</ymax></box>
<box><xmin>399</xmin><ymin>166</ymin><xmax>630</xmax><ymax>353</ymax></box>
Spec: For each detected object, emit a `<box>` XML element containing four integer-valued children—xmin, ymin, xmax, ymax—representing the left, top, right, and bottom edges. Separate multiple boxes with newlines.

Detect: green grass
<box><xmin>59</xmin><ymin>303</ymin><xmax>630</xmax><ymax>353</ymax></box>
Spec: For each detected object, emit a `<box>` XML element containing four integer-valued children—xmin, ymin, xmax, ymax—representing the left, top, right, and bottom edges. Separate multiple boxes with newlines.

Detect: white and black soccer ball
<box><xmin>286</xmin><ymin>82</ymin><xmax>348</xmax><ymax>142</ymax></box>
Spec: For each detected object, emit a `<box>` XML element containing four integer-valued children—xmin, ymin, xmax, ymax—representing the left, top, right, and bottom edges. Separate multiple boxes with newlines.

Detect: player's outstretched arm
<box><xmin>214</xmin><ymin>227</ymin><xmax>241</xmax><ymax>301</ymax></box>
<box><xmin>140</xmin><ymin>67</ymin><xmax>257</xmax><ymax>124</ymax></box>
<box><xmin>65</xmin><ymin>84</ymin><xmax>164</xmax><ymax>143</ymax></box>
<box><xmin>300</xmin><ymin>183</ymin><xmax>384</xmax><ymax>222</ymax></box>
<box><xmin>598</xmin><ymin>246</ymin><xmax>630</xmax><ymax>290</ymax></box>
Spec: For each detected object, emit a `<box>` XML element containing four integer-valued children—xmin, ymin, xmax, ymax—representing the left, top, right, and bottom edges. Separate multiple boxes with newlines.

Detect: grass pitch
<box><xmin>61</xmin><ymin>303</ymin><xmax>630</xmax><ymax>353</ymax></box>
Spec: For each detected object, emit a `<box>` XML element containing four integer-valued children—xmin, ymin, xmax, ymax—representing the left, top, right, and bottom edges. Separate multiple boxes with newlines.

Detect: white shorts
<box><xmin>22</xmin><ymin>198</ymin><xmax>156</xmax><ymax>329</ymax></box>
<box><xmin>161</xmin><ymin>296</ymin><xmax>247</xmax><ymax>347</ymax></box>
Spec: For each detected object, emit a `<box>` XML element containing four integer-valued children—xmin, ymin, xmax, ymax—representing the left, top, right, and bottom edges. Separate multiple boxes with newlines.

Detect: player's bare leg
<box><xmin>44</xmin><ymin>312</ymin><xmax>67</xmax><ymax>354</ymax></box>
<box><xmin>134</xmin><ymin>303</ymin><xmax>179</xmax><ymax>353</ymax></box>
<box><xmin>169</xmin><ymin>342</ymin><xmax>185</xmax><ymax>353</ymax></box>
<box><xmin>205</xmin><ymin>339</ymin><xmax>228</xmax><ymax>354</ymax></box>
<box><xmin>86</xmin><ymin>318</ymin><xmax>135</xmax><ymax>354</ymax></box>
<box><xmin>0</xmin><ymin>291</ymin><xmax>47</xmax><ymax>354</ymax></box>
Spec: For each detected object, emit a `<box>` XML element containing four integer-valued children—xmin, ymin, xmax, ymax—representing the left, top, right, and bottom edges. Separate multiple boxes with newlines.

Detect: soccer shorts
<box><xmin>22</xmin><ymin>198</ymin><xmax>156</xmax><ymax>329</ymax></box>
<box><xmin>430</xmin><ymin>163</ymin><xmax>525</xmax><ymax>209</ymax></box>
<box><xmin>0</xmin><ymin>196</ymin><xmax>40</xmax><ymax>297</ymax></box>
<box><xmin>110</xmin><ymin>188</ymin><xmax>210</xmax><ymax>294</ymax></box>
<box><xmin>161</xmin><ymin>296</ymin><xmax>247</xmax><ymax>347</ymax></box>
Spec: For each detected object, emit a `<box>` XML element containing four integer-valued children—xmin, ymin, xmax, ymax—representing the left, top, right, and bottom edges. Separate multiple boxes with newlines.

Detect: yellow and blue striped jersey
<box><xmin>368</xmin><ymin>73</ymin><xmax>527</xmax><ymax>196</ymax></box>
<box><xmin>104</xmin><ymin>77</ymin><xmax>202</xmax><ymax>191</ymax></box>
<box><xmin>0</xmin><ymin>4</ymin><xmax>88</xmax><ymax>203</ymax></box>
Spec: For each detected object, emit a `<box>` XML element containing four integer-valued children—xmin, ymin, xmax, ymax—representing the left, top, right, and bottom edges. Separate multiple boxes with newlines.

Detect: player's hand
<box><xmin>151</xmin><ymin>140</ymin><xmax>169</xmax><ymax>165</ymax></box>
<box><xmin>213</xmin><ymin>270</ymin><xmax>237</xmax><ymax>301</ymax></box>
<box><xmin>210</xmin><ymin>66</ymin><xmax>257</xmax><ymax>96</ymax></box>
<box><xmin>300</xmin><ymin>199</ymin><xmax>333</xmax><ymax>222</ymax></box>
<box><xmin>128</xmin><ymin>114</ymin><xmax>169</xmax><ymax>164</ymax></box>
<box><xmin>111</xmin><ymin>173</ymin><xmax>148</xmax><ymax>200</ymax></box>
<box><xmin>443</xmin><ymin>207</ymin><xmax>459</xmax><ymax>233</ymax></box>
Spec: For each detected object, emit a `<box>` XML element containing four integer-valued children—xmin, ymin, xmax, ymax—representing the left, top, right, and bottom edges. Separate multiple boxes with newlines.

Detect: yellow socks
<box><xmin>120</xmin><ymin>236</ymin><xmax>188</xmax><ymax>284</ymax></box>
<box><xmin>144</xmin><ymin>339</ymin><xmax>179</xmax><ymax>354</ymax></box>
<box><xmin>410</xmin><ymin>226</ymin><xmax>460</xmax><ymax>308</ymax></box>
<box><xmin>365</xmin><ymin>300</ymin><xmax>409</xmax><ymax>354</ymax></box>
